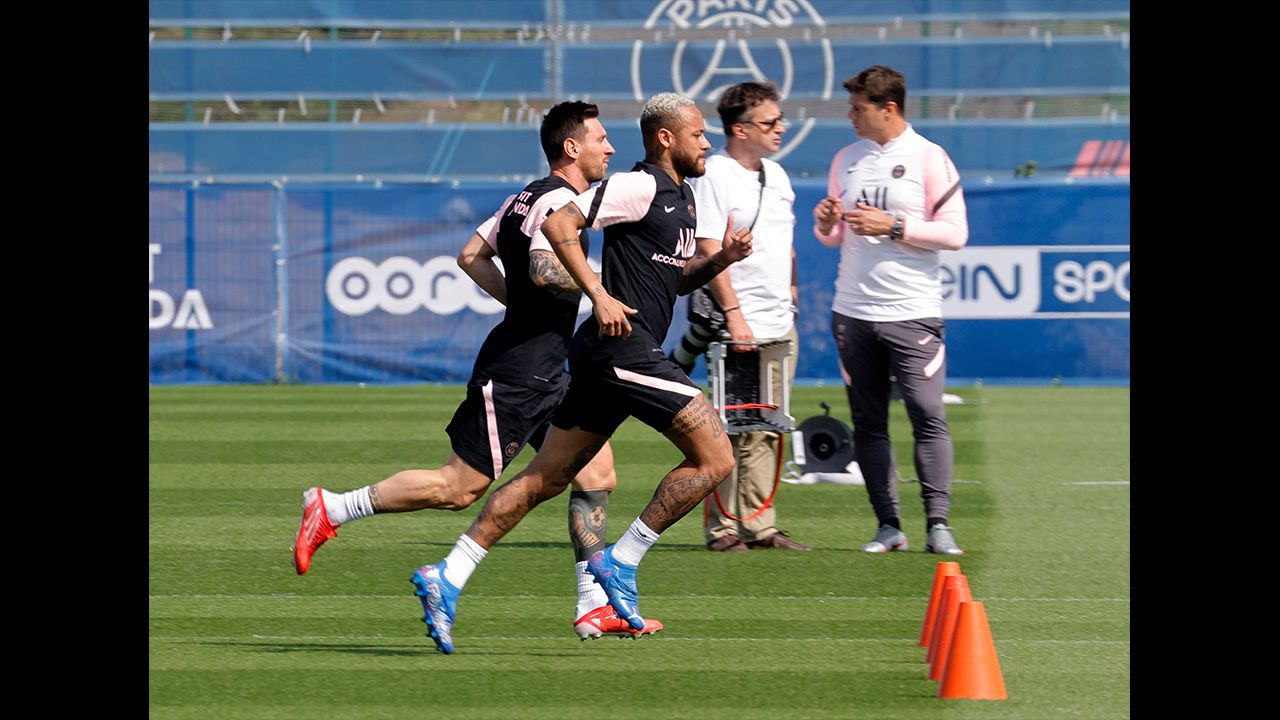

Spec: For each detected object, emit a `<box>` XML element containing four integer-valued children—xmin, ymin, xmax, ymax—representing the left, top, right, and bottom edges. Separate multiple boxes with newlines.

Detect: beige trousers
<box><xmin>705</xmin><ymin>326</ymin><xmax>798</xmax><ymax>543</ymax></box>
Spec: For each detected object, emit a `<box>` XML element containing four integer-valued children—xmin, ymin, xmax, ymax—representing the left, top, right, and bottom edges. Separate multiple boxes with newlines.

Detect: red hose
<box><xmin>704</xmin><ymin>431</ymin><xmax>785</xmax><ymax>523</ymax></box>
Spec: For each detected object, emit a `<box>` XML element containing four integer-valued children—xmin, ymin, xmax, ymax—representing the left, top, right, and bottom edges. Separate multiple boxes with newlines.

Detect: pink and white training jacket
<box><xmin>814</xmin><ymin>124</ymin><xmax>969</xmax><ymax>321</ymax></box>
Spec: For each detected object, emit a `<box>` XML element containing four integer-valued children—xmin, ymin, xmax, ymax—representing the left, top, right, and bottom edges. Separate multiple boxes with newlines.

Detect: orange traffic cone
<box><xmin>926</xmin><ymin>574</ymin><xmax>969</xmax><ymax>666</ymax></box>
<box><xmin>938</xmin><ymin>601</ymin><xmax>1007</xmax><ymax>700</ymax></box>
<box><xmin>928</xmin><ymin>580</ymin><xmax>973</xmax><ymax>680</ymax></box>
<box><xmin>919</xmin><ymin>562</ymin><xmax>962</xmax><ymax>647</ymax></box>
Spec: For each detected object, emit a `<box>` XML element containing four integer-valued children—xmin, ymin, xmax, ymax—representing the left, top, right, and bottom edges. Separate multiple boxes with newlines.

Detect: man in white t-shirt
<box><xmin>687</xmin><ymin>81</ymin><xmax>810</xmax><ymax>552</ymax></box>
<box><xmin>813</xmin><ymin>65</ymin><xmax>969</xmax><ymax>556</ymax></box>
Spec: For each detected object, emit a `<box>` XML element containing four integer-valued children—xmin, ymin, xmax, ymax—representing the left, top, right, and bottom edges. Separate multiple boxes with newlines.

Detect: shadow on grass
<box><xmin>199</xmin><ymin>640</ymin><xmax>597</xmax><ymax>659</ymax></box>
<box><xmin>397</xmin><ymin>539</ymin><xmax>712</xmax><ymax>552</ymax></box>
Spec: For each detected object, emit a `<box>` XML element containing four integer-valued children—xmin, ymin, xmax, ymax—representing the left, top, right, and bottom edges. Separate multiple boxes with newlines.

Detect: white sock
<box><xmin>576</xmin><ymin>561</ymin><xmax>609</xmax><ymax>618</ymax></box>
<box><xmin>441</xmin><ymin>534</ymin><xmax>488</xmax><ymax>589</ymax></box>
<box><xmin>321</xmin><ymin>487</ymin><xmax>374</xmax><ymax>526</ymax></box>
<box><xmin>611</xmin><ymin>519</ymin><xmax>660</xmax><ymax>567</ymax></box>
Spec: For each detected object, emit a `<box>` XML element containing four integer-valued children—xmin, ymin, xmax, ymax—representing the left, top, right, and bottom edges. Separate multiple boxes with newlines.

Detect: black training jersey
<box><xmin>470</xmin><ymin>175</ymin><xmax>590</xmax><ymax>390</ymax></box>
<box><xmin>569</xmin><ymin>161</ymin><xmax>697</xmax><ymax>343</ymax></box>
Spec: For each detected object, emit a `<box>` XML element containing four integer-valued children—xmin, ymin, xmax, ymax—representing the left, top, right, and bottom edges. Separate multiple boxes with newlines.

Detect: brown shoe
<box><xmin>745</xmin><ymin>531</ymin><xmax>813</xmax><ymax>551</ymax></box>
<box><xmin>706</xmin><ymin>534</ymin><xmax>750</xmax><ymax>552</ymax></box>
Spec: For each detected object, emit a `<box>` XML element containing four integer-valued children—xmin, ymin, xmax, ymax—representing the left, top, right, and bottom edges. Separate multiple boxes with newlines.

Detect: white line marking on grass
<box><xmin>150</xmin><ymin>594</ymin><xmax>1129</xmax><ymax>602</ymax></box>
<box><xmin>1066</xmin><ymin>481</ymin><xmax>1130</xmax><ymax>485</ymax></box>
<box><xmin>150</xmin><ymin>634</ymin><xmax>1130</xmax><ymax>645</ymax></box>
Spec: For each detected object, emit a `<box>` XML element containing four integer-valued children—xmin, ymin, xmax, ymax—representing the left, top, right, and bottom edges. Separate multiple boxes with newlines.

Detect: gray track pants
<box><xmin>831</xmin><ymin>312</ymin><xmax>953</xmax><ymax>524</ymax></box>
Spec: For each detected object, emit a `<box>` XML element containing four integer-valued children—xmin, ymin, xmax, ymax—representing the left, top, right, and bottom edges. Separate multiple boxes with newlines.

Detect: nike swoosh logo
<box><xmin>917</xmin><ymin>335</ymin><xmax>933</xmax><ymax>345</ymax></box>
<box><xmin>664</xmin><ymin>206</ymin><xmax>675</xmax><ymax>213</ymax></box>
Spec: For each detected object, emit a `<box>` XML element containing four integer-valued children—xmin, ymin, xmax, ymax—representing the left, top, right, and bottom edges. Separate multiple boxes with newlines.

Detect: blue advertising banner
<box><xmin>148</xmin><ymin>186</ymin><xmax>279</xmax><ymax>382</ymax></box>
<box><xmin>281</xmin><ymin>184</ymin><xmax>541</xmax><ymax>383</ymax></box>
<box><xmin>148</xmin><ymin>179</ymin><xmax>1127</xmax><ymax>385</ymax></box>
<box><xmin>785</xmin><ymin>179</ymin><xmax>1129</xmax><ymax>383</ymax></box>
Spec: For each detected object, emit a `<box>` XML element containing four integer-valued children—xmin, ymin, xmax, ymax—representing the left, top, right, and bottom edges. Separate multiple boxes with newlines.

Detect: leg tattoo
<box><xmin>369</xmin><ymin>484</ymin><xmax>386</xmax><ymax>513</ymax></box>
<box><xmin>664</xmin><ymin>396</ymin><xmax>724</xmax><ymax>441</ymax></box>
<box><xmin>639</xmin><ymin>466</ymin><xmax>717</xmax><ymax>533</ymax></box>
<box><xmin>568</xmin><ymin>490</ymin><xmax>609</xmax><ymax>562</ymax></box>
<box><xmin>466</xmin><ymin>441</ymin><xmax>604</xmax><ymax>548</ymax></box>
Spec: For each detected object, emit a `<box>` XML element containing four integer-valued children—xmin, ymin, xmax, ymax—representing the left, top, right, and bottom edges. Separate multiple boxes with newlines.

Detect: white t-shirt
<box><xmin>689</xmin><ymin>150</ymin><xmax>796</xmax><ymax>338</ymax></box>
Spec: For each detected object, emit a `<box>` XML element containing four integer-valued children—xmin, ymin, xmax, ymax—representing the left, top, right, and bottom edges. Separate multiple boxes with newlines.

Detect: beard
<box><xmin>673</xmin><ymin>148</ymin><xmax>706</xmax><ymax>178</ymax></box>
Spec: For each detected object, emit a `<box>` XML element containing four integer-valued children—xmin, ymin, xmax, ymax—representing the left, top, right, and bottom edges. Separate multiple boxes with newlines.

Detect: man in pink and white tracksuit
<box><xmin>813</xmin><ymin>65</ymin><xmax>969</xmax><ymax>556</ymax></box>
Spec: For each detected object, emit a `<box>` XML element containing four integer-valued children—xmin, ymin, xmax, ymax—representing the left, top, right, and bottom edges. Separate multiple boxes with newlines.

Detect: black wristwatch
<box><xmin>889</xmin><ymin>216</ymin><xmax>904</xmax><ymax>240</ymax></box>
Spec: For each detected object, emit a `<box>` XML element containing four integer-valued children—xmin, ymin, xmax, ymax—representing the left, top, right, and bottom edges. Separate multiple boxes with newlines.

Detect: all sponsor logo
<box><xmin>631</xmin><ymin>0</ymin><xmax>834</xmax><ymax>161</ymax></box>
<box><xmin>327</xmin><ymin>256</ymin><xmax>505</xmax><ymax>316</ymax></box>
<box><xmin>326</xmin><ymin>255</ymin><xmax>603</xmax><ymax>317</ymax></box>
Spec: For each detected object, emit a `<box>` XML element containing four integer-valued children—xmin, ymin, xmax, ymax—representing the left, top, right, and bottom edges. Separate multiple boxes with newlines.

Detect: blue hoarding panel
<box><xmin>150</xmin><ymin>122</ymin><xmax>1128</xmax><ymax>179</ymax></box>
<box><xmin>148</xmin><ymin>187</ymin><xmax>278</xmax><ymax>383</ymax></box>
<box><xmin>561</xmin><ymin>0</ymin><xmax>1129</xmax><ymax>22</ymax></box>
<box><xmin>150</xmin><ymin>46</ymin><xmax>546</xmax><ymax>95</ymax></box>
<box><xmin>148</xmin><ymin>179</ymin><xmax>1128</xmax><ymax>384</ymax></box>
<box><xmin>150</xmin><ymin>0</ymin><xmax>546</xmax><ymax>22</ymax></box>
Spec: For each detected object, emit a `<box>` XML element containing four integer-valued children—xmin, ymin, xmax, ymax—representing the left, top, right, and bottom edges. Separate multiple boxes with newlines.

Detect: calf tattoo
<box><xmin>468</xmin><ymin>475</ymin><xmax>536</xmax><ymax>545</ymax></box>
<box><xmin>369</xmin><ymin>485</ymin><xmax>386</xmax><ymax>513</ymax></box>
<box><xmin>568</xmin><ymin>489</ymin><xmax>608</xmax><ymax>561</ymax></box>
<box><xmin>640</xmin><ymin>469</ymin><xmax>717</xmax><ymax>532</ymax></box>
<box><xmin>466</xmin><ymin>440</ymin><xmax>604</xmax><ymax>547</ymax></box>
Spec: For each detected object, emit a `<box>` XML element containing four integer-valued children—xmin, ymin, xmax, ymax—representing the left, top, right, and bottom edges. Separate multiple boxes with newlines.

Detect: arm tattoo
<box><xmin>677</xmin><ymin>255</ymin><xmax>728</xmax><ymax>295</ymax></box>
<box><xmin>529</xmin><ymin>250</ymin><xmax>581</xmax><ymax>292</ymax></box>
<box><xmin>549</xmin><ymin>204</ymin><xmax>586</xmax><ymax>250</ymax></box>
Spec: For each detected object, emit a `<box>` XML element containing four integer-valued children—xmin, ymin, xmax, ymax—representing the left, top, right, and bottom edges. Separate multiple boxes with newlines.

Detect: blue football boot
<box><xmin>586</xmin><ymin>546</ymin><xmax>643</xmax><ymax>631</ymax></box>
<box><xmin>411</xmin><ymin>562</ymin><xmax>460</xmax><ymax>654</ymax></box>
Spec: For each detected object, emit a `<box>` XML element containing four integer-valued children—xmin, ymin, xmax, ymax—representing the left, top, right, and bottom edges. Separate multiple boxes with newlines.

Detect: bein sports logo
<box><xmin>941</xmin><ymin>247</ymin><xmax>1131</xmax><ymax>317</ymax></box>
<box><xmin>631</xmin><ymin>0</ymin><xmax>834</xmax><ymax>161</ymax></box>
<box><xmin>326</xmin><ymin>255</ymin><xmax>602</xmax><ymax>317</ymax></box>
<box><xmin>941</xmin><ymin>248</ymin><xmax>1040</xmax><ymax>318</ymax></box>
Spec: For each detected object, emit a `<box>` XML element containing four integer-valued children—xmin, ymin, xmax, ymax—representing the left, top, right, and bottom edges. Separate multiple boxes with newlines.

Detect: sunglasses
<box><xmin>735</xmin><ymin>113</ymin><xmax>786</xmax><ymax>131</ymax></box>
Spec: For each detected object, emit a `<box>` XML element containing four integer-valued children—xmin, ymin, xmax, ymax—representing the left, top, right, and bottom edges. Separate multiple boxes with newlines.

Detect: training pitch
<box><xmin>150</xmin><ymin>384</ymin><xmax>1130</xmax><ymax>719</ymax></box>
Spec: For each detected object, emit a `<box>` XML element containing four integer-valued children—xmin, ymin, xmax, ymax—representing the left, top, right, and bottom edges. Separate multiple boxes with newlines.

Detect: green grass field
<box><xmin>149</xmin><ymin>384</ymin><xmax>1129</xmax><ymax>719</ymax></box>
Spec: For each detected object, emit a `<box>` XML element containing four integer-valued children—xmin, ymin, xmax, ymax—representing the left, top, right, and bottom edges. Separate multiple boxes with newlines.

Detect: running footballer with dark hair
<box><xmin>292</xmin><ymin>100</ymin><xmax>663</xmax><ymax>644</ymax></box>
<box><xmin>413</xmin><ymin>93</ymin><xmax>756</xmax><ymax>653</ymax></box>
